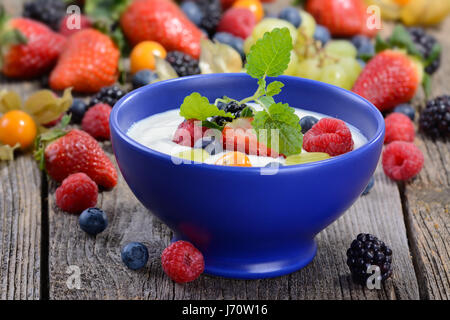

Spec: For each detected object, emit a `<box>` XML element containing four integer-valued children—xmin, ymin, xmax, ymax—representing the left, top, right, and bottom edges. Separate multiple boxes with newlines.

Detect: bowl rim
<box><xmin>110</xmin><ymin>73</ymin><xmax>385</xmax><ymax>173</ymax></box>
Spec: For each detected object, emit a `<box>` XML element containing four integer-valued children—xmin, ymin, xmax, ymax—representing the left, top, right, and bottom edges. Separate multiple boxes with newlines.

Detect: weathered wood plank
<box><xmin>401</xmin><ymin>17</ymin><xmax>450</xmax><ymax>299</ymax></box>
<box><xmin>48</xmin><ymin>152</ymin><xmax>419</xmax><ymax>300</ymax></box>
<box><xmin>47</xmin><ymin>0</ymin><xmax>419</xmax><ymax>300</ymax></box>
<box><xmin>0</xmin><ymin>76</ymin><xmax>42</xmax><ymax>300</ymax></box>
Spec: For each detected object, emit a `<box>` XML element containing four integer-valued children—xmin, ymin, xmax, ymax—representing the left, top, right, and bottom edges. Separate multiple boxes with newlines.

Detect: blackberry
<box><xmin>166</xmin><ymin>51</ymin><xmax>201</xmax><ymax>77</ymax></box>
<box><xmin>23</xmin><ymin>0</ymin><xmax>67</xmax><ymax>31</ymax></box>
<box><xmin>212</xmin><ymin>101</ymin><xmax>248</xmax><ymax>126</ymax></box>
<box><xmin>88</xmin><ymin>85</ymin><xmax>126</xmax><ymax>108</ymax></box>
<box><xmin>407</xmin><ymin>27</ymin><xmax>441</xmax><ymax>74</ymax></box>
<box><xmin>346</xmin><ymin>233</ymin><xmax>393</xmax><ymax>285</ymax></box>
<box><xmin>419</xmin><ymin>95</ymin><xmax>450</xmax><ymax>139</ymax></box>
<box><xmin>196</xmin><ymin>0</ymin><xmax>222</xmax><ymax>37</ymax></box>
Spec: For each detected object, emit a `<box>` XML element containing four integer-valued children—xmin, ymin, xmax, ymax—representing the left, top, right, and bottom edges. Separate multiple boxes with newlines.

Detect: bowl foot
<box><xmin>172</xmin><ymin>236</ymin><xmax>317</xmax><ymax>279</ymax></box>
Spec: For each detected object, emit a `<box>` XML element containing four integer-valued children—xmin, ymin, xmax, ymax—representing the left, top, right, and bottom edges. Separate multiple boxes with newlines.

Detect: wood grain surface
<box><xmin>0</xmin><ymin>0</ymin><xmax>448</xmax><ymax>300</ymax></box>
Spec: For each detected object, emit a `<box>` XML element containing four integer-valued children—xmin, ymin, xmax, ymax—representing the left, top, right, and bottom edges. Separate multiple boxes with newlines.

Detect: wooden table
<box><xmin>1</xmin><ymin>0</ymin><xmax>448</xmax><ymax>300</ymax></box>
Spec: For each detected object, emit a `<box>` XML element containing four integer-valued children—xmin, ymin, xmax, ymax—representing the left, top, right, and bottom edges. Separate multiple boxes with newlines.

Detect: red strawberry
<box><xmin>172</xmin><ymin>119</ymin><xmax>208</xmax><ymax>147</ymax></box>
<box><xmin>120</xmin><ymin>0</ymin><xmax>203</xmax><ymax>59</ymax></box>
<box><xmin>59</xmin><ymin>14</ymin><xmax>92</xmax><ymax>37</ymax></box>
<box><xmin>306</xmin><ymin>0</ymin><xmax>378</xmax><ymax>37</ymax></box>
<box><xmin>49</xmin><ymin>29</ymin><xmax>119</xmax><ymax>93</ymax></box>
<box><xmin>352</xmin><ymin>50</ymin><xmax>421</xmax><ymax>112</ymax></box>
<box><xmin>221</xmin><ymin>0</ymin><xmax>237</xmax><ymax>9</ymax></box>
<box><xmin>0</xmin><ymin>18</ymin><xmax>66</xmax><ymax>79</ymax></box>
<box><xmin>43</xmin><ymin>129</ymin><xmax>118</xmax><ymax>189</ymax></box>
<box><xmin>223</xmin><ymin>119</ymin><xmax>279</xmax><ymax>158</ymax></box>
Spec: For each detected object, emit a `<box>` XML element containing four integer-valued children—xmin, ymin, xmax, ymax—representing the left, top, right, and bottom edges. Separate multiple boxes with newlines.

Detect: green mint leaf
<box><xmin>202</xmin><ymin>120</ymin><xmax>224</xmax><ymax>131</ymax></box>
<box><xmin>422</xmin><ymin>72</ymin><xmax>432</xmax><ymax>99</ymax></box>
<box><xmin>240</xmin><ymin>106</ymin><xmax>254</xmax><ymax>118</ymax></box>
<box><xmin>425</xmin><ymin>43</ymin><xmax>441</xmax><ymax>67</ymax></box>
<box><xmin>180</xmin><ymin>92</ymin><xmax>234</xmax><ymax>121</ymax></box>
<box><xmin>266</xmin><ymin>81</ymin><xmax>284</xmax><ymax>97</ymax></box>
<box><xmin>252</xmin><ymin>103</ymin><xmax>302</xmax><ymax>156</ymax></box>
<box><xmin>375</xmin><ymin>34</ymin><xmax>390</xmax><ymax>53</ymax></box>
<box><xmin>388</xmin><ymin>25</ymin><xmax>423</xmax><ymax>59</ymax></box>
<box><xmin>257</xmin><ymin>96</ymin><xmax>275</xmax><ymax>109</ymax></box>
<box><xmin>245</xmin><ymin>28</ymin><xmax>293</xmax><ymax>79</ymax></box>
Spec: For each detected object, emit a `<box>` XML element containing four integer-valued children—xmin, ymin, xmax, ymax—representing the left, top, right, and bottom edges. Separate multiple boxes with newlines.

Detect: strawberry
<box><xmin>306</xmin><ymin>0</ymin><xmax>378</xmax><ymax>37</ymax></box>
<box><xmin>38</xmin><ymin>129</ymin><xmax>118</xmax><ymax>189</ymax></box>
<box><xmin>222</xmin><ymin>119</ymin><xmax>279</xmax><ymax>158</ymax></box>
<box><xmin>49</xmin><ymin>29</ymin><xmax>119</xmax><ymax>93</ymax></box>
<box><xmin>352</xmin><ymin>50</ymin><xmax>421</xmax><ymax>112</ymax></box>
<box><xmin>120</xmin><ymin>0</ymin><xmax>203</xmax><ymax>59</ymax></box>
<box><xmin>0</xmin><ymin>17</ymin><xmax>66</xmax><ymax>79</ymax></box>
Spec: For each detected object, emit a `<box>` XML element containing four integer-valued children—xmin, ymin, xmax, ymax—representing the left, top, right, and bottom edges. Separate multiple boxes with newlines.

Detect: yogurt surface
<box><xmin>127</xmin><ymin>105</ymin><xmax>368</xmax><ymax>167</ymax></box>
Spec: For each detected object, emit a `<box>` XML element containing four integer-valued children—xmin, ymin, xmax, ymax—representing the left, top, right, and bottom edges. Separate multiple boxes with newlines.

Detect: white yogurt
<box><xmin>127</xmin><ymin>105</ymin><xmax>368</xmax><ymax>167</ymax></box>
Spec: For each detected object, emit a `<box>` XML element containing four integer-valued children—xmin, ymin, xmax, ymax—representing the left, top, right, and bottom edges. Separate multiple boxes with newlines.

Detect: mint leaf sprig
<box><xmin>178</xmin><ymin>27</ymin><xmax>303</xmax><ymax>157</ymax></box>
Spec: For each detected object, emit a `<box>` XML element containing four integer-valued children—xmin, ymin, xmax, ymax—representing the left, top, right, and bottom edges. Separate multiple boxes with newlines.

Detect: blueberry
<box><xmin>213</xmin><ymin>32</ymin><xmax>245</xmax><ymax>60</ymax></box>
<box><xmin>394</xmin><ymin>103</ymin><xmax>415</xmax><ymax>121</ymax></box>
<box><xmin>357</xmin><ymin>59</ymin><xmax>366</xmax><ymax>68</ymax></box>
<box><xmin>121</xmin><ymin>242</ymin><xmax>149</xmax><ymax>270</ymax></box>
<box><xmin>132</xmin><ymin>69</ymin><xmax>158</xmax><ymax>90</ymax></box>
<box><xmin>264</xmin><ymin>162</ymin><xmax>283</xmax><ymax>168</ymax></box>
<box><xmin>351</xmin><ymin>35</ymin><xmax>375</xmax><ymax>58</ymax></box>
<box><xmin>278</xmin><ymin>7</ymin><xmax>302</xmax><ymax>28</ymax></box>
<box><xmin>78</xmin><ymin>208</ymin><xmax>108</xmax><ymax>235</ymax></box>
<box><xmin>362</xmin><ymin>176</ymin><xmax>375</xmax><ymax>195</ymax></box>
<box><xmin>300</xmin><ymin>116</ymin><xmax>319</xmax><ymax>134</ymax></box>
<box><xmin>313</xmin><ymin>25</ymin><xmax>331</xmax><ymax>44</ymax></box>
<box><xmin>180</xmin><ymin>1</ymin><xmax>203</xmax><ymax>26</ymax></box>
<box><xmin>194</xmin><ymin>136</ymin><xmax>223</xmax><ymax>155</ymax></box>
<box><xmin>68</xmin><ymin>99</ymin><xmax>87</xmax><ymax>124</ymax></box>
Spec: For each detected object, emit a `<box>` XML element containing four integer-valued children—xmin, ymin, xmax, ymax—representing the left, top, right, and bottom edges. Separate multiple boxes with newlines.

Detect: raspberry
<box><xmin>303</xmin><ymin>118</ymin><xmax>354</xmax><ymax>156</ymax></box>
<box><xmin>382</xmin><ymin>141</ymin><xmax>424</xmax><ymax>181</ymax></box>
<box><xmin>218</xmin><ymin>8</ymin><xmax>256</xmax><ymax>39</ymax></box>
<box><xmin>172</xmin><ymin>119</ymin><xmax>208</xmax><ymax>147</ymax></box>
<box><xmin>161</xmin><ymin>241</ymin><xmax>204</xmax><ymax>283</ymax></box>
<box><xmin>55</xmin><ymin>173</ymin><xmax>98</xmax><ymax>214</ymax></box>
<box><xmin>384</xmin><ymin>112</ymin><xmax>415</xmax><ymax>144</ymax></box>
<box><xmin>81</xmin><ymin>103</ymin><xmax>112</xmax><ymax>140</ymax></box>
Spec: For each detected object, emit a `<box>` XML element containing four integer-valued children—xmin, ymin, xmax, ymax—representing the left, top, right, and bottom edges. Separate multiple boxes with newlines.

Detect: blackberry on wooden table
<box><xmin>23</xmin><ymin>0</ymin><xmax>67</xmax><ymax>31</ymax></box>
<box><xmin>419</xmin><ymin>95</ymin><xmax>450</xmax><ymax>139</ymax></box>
<box><xmin>165</xmin><ymin>51</ymin><xmax>201</xmax><ymax>77</ymax></box>
<box><xmin>195</xmin><ymin>0</ymin><xmax>222</xmax><ymax>37</ymax></box>
<box><xmin>88</xmin><ymin>85</ymin><xmax>126</xmax><ymax>108</ymax></box>
<box><xmin>407</xmin><ymin>27</ymin><xmax>441</xmax><ymax>74</ymax></box>
<box><xmin>346</xmin><ymin>233</ymin><xmax>393</xmax><ymax>285</ymax></box>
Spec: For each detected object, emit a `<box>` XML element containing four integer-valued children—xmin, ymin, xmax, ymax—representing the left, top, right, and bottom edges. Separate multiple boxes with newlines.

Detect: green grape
<box><xmin>284</xmin><ymin>51</ymin><xmax>299</xmax><ymax>76</ymax></box>
<box><xmin>338</xmin><ymin>57</ymin><xmax>362</xmax><ymax>86</ymax></box>
<box><xmin>325</xmin><ymin>40</ymin><xmax>357</xmax><ymax>59</ymax></box>
<box><xmin>298</xmin><ymin>11</ymin><xmax>316</xmax><ymax>38</ymax></box>
<box><xmin>296</xmin><ymin>58</ymin><xmax>321</xmax><ymax>81</ymax></box>
<box><xmin>319</xmin><ymin>63</ymin><xmax>353</xmax><ymax>90</ymax></box>
<box><xmin>285</xmin><ymin>152</ymin><xmax>331</xmax><ymax>165</ymax></box>
<box><xmin>247</xmin><ymin>18</ymin><xmax>298</xmax><ymax>52</ymax></box>
<box><xmin>243</xmin><ymin>36</ymin><xmax>254</xmax><ymax>54</ymax></box>
<box><xmin>295</xmin><ymin>42</ymin><xmax>320</xmax><ymax>60</ymax></box>
<box><xmin>174</xmin><ymin>149</ymin><xmax>210</xmax><ymax>163</ymax></box>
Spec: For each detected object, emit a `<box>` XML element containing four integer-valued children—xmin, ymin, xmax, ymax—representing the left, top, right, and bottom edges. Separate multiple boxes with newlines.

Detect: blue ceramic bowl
<box><xmin>110</xmin><ymin>74</ymin><xmax>385</xmax><ymax>279</ymax></box>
